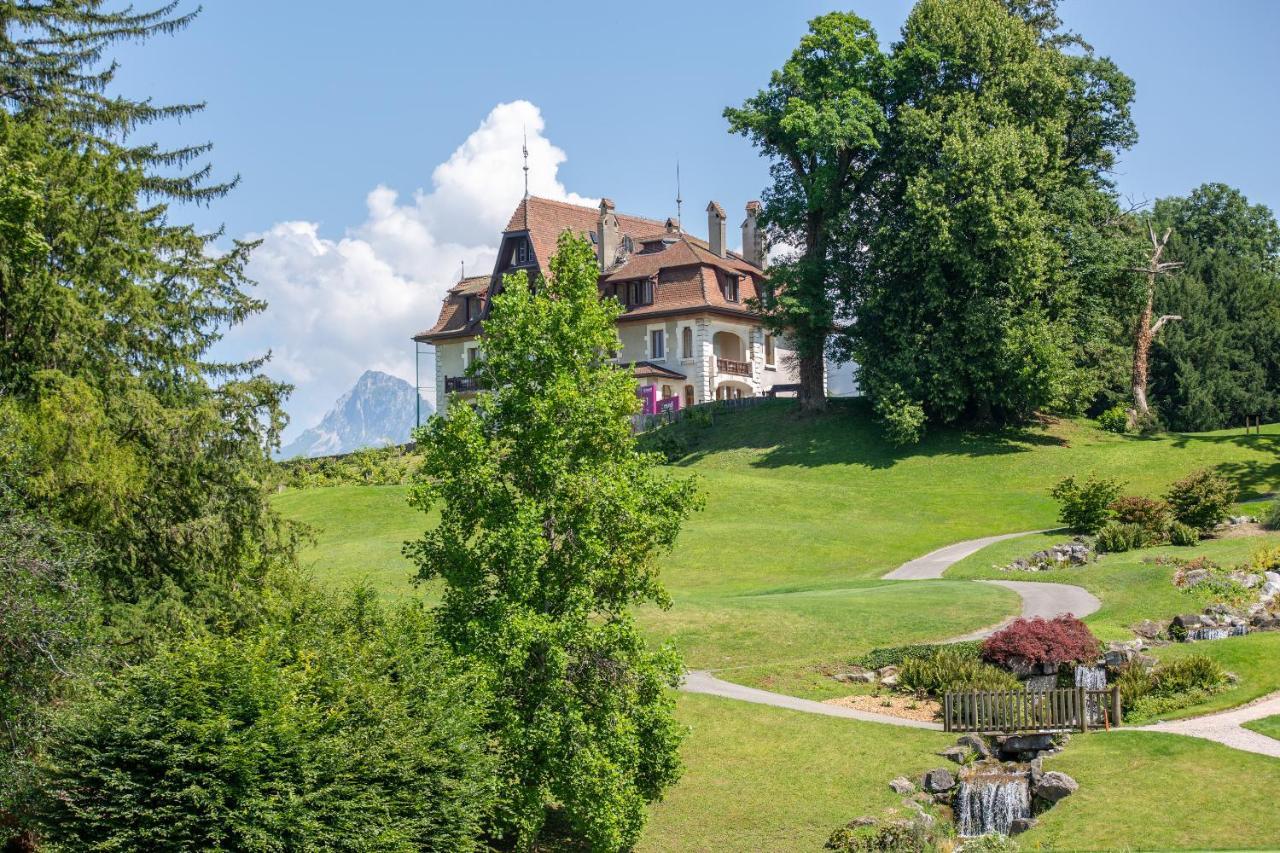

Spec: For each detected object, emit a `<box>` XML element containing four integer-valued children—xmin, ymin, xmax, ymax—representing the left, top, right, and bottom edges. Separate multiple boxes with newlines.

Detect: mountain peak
<box><xmin>277</xmin><ymin>372</ymin><xmax>431</xmax><ymax>460</ymax></box>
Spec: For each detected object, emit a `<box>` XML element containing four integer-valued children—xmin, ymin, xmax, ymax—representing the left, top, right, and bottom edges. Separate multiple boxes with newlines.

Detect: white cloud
<box><xmin>214</xmin><ymin>100</ymin><xmax>595</xmax><ymax>441</ymax></box>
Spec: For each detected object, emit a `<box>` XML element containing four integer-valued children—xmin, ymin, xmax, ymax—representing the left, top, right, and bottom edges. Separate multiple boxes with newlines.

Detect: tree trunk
<box><xmin>1130</xmin><ymin>272</ymin><xmax>1155</xmax><ymax>416</ymax></box>
<box><xmin>797</xmin><ymin>347</ymin><xmax>827</xmax><ymax>414</ymax></box>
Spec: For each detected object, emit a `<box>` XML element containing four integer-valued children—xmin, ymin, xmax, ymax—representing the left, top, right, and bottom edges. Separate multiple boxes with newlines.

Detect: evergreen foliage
<box><xmin>32</xmin><ymin>589</ymin><xmax>496</xmax><ymax>851</ymax></box>
<box><xmin>1051</xmin><ymin>472</ymin><xmax>1124</xmax><ymax>533</ymax></box>
<box><xmin>1148</xmin><ymin>184</ymin><xmax>1280</xmax><ymax>431</ymax></box>
<box><xmin>407</xmin><ymin>233</ymin><xmax>702</xmax><ymax>850</ymax></box>
<box><xmin>1165</xmin><ymin>468</ymin><xmax>1238</xmax><ymax>532</ymax></box>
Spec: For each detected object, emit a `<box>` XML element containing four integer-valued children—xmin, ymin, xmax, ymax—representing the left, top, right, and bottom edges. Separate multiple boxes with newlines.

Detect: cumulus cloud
<box><xmin>214</xmin><ymin>100</ymin><xmax>595</xmax><ymax>441</ymax></box>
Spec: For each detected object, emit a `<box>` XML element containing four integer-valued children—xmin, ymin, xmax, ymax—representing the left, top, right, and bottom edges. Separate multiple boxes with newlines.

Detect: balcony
<box><xmin>716</xmin><ymin>357</ymin><xmax>752</xmax><ymax>377</ymax></box>
<box><xmin>444</xmin><ymin>375</ymin><xmax>481</xmax><ymax>393</ymax></box>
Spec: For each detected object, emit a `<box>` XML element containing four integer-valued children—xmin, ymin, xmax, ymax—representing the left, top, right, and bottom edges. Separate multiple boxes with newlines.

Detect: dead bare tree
<box><xmin>1128</xmin><ymin>220</ymin><xmax>1183</xmax><ymax>421</ymax></box>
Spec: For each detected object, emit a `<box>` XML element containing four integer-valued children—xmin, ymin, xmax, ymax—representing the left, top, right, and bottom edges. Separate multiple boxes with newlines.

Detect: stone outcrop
<box><xmin>1032</xmin><ymin>770</ymin><xmax>1079</xmax><ymax>804</ymax></box>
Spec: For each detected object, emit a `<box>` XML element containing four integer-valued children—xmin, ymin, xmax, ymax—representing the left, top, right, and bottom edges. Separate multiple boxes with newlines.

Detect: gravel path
<box><xmin>882</xmin><ymin>531</ymin><xmax>1046</xmax><ymax>580</ymax></box>
<box><xmin>1130</xmin><ymin>690</ymin><xmax>1280</xmax><ymax>758</ymax></box>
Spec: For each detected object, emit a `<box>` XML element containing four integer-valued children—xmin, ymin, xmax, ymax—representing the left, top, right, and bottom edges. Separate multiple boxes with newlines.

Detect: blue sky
<box><xmin>109</xmin><ymin>1</ymin><xmax>1280</xmax><ymax>439</ymax></box>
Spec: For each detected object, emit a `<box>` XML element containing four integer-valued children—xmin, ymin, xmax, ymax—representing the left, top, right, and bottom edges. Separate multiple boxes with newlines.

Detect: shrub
<box><xmin>1133</xmin><ymin>409</ymin><xmax>1162</xmax><ymax>435</ymax></box>
<box><xmin>899</xmin><ymin>646</ymin><xmax>1020</xmax><ymax>696</ymax></box>
<box><xmin>274</xmin><ymin>443</ymin><xmax>422</xmax><ymax>488</ymax></box>
<box><xmin>1165</xmin><ymin>469</ymin><xmax>1238</xmax><ymax>532</ymax></box>
<box><xmin>1152</xmin><ymin>654</ymin><xmax>1228</xmax><ymax>696</ymax></box>
<box><xmin>1095</xmin><ymin>521</ymin><xmax>1140</xmax><ymax>553</ymax></box>
<box><xmin>1263</xmin><ymin>502</ymin><xmax>1280</xmax><ymax>531</ymax></box>
<box><xmin>33</xmin><ymin>590</ymin><xmax>496</xmax><ymax>850</ymax></box>
<box><xmin>855</xmin><ymin>641</ymin><xmax>983</xmax><ymax>671</ymax></box>
<box><xmin>1168</xmin><ymin>521</ymin><xmax>1199</xmax><ymax>546</ymax></box>
<box><xmin>982</xmin><ymin>616</ymin><xmax>1100</xmax><ymax>669</ymax></box>
<box><xmin>1109</xmin><ymin>496</ymin><xmax>1171</xmax><ymax>545</ymax></box>
<box><xmin>1251</xmin><ymin>544</ymin><xmax>1280</xmax><ymax>573</ymax></box>
<box><xmin>1115</xmin><ymin>663</ymin><xmax>1155</xmax><ymax>710</ymax></box>
<box><xmin>1096</xmin><ymin>405</ymin><xmax>1129</xmax><ymax>434</ymax></box>
<box><xmin>1051</xmin><ymin>473</ymin><xmax>1124</xmax><ymax>533</ymax></box>
<box><xmin>875</xmin><ymin>390</ymin><xmax>926</xmax><ymax>447</ymax></box>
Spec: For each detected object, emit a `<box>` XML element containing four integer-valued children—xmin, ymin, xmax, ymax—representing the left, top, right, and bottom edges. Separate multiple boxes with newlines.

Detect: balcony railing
<box><xmin>716</xmin><ymin>357</ymin><xmax>752</xmax><ymax>377</ymax></box>
<box><xmin>444</xmin><ymin>375</ymin><xmax>481</xmax><ymax>393</ymax></box>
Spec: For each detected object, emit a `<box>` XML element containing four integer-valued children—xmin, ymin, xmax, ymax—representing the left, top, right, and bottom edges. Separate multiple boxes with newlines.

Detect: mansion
<box><xmin>415</xmin><ymin>195</ymin><xmax>802</xmax><ymax>415</ymax></box>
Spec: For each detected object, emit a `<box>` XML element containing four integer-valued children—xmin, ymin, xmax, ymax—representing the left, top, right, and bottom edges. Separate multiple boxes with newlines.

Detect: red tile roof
<box><xmin>417</xmin><ymin>196</ymin><xmax>769</xmax><ymax>344</ymax></box>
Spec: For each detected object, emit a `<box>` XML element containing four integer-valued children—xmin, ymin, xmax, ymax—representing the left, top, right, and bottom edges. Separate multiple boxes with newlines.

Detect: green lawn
<box><xmin>1243</xmin><ymin>714</ymin><xmax>1280</xmax><ymax>741</ymax></box>
<box><xmin>272</xmin><ymin>402</ymin><xmax>1280</xmax><ymax>850</ymax></box>
<box><xmin>1022</xmin><ymin>731</ymin><xmax>1280</xmax><ymax>850</ymax></box>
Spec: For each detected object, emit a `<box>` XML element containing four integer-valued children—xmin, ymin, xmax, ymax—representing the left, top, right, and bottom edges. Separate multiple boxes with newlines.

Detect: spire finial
<box><xmin>522</xmin><ymin>126</ymin><xmax>530</xmax><ymax>200</ymax></box>
<box><xmin>460</xmin><ymin>259</ymin><xmax>465</xmax><ymax>281</ymax></box>
<box><xmin>675</xmin><ymin>159</ymin><xmax>683</xmax><ymax>233</ymax></box>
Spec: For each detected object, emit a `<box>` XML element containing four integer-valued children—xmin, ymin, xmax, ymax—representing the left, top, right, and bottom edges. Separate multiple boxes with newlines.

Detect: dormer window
<box><xmin>465</xmin><ymin>295</ymin><xmax>479</xmax><ymax>322</ymax></box>
<box><xmin>510</xmin><ymin>238</ymin><xmax>529</xmax><ymax>267</ymax></box>
<box><xmin>721</xmin><ymin>273</ymin><xmax>740</xmax><ymax>303</ymax></box>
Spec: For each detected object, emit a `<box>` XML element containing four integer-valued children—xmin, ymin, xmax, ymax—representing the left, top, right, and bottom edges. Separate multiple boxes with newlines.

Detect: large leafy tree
<box><xmin>1147</xmin><ymin>183</ymin><xmax>1280</xmax><ymax>430</ymax></box>
<box><xmin>407</xmin><ymin>232</ymin><xmax>700</xmax><ymax>851</ymax></box>
<box><xmin>725</xmin><ymin>12</ymin><xmax>886</xmax><ymax>413</ymax></box>
<box><xmin>845</xmin><ymin>0</ymin><xmax>1140</xmax><ymax>441</ymax></box>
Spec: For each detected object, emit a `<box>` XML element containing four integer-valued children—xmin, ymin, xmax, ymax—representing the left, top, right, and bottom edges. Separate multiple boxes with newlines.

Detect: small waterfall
<box><xmin>1189</xmin><ymin>625</ymin><xmax>1248</xmax><ymax>641</ymax></box>
<box><xmin>1075</xmin><ymin>665</ymin><xmax>1107</xmax><ymax>724</ymax></box>
<box><xmin>954</xmin><ymin>770</ymin><xmax>1030</xmax><ymax>837</ymax></box>
<box><xmin>1023</xmin><ymin>674</ymin><xmax>1057</xmax><ymax>692</ymax></box>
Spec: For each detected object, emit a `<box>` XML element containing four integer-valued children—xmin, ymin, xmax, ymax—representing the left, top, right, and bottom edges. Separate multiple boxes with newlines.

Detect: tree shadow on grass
<box><xmin>1162</xmin><ymin>430</ymin><xmax>1280</xmax><ymax>500</ymax></box>
<box><xmin>670</xmin><ymin>397</ymin><xmax>1068</xmax><ymax>470</ymax></box>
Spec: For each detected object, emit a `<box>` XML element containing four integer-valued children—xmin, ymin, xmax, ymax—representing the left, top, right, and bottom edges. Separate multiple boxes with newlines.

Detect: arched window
<box><xmin>681</xmin><ymin>326</ymin><xmax>693</xmax><ymax>359</ymax></box>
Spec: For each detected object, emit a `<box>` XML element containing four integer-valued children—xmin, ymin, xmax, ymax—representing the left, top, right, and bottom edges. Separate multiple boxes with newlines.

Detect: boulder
<box><xmin>880</xmin><ymin>674</ymin><xmax>901</xmax><ymax>688</ymax></box>
<box><xmin>922</xmin><ymin>768</ymin><xmax>956</xmax><ymax>793</ymax></box>
<box><xmin>956</xmin><ymin>734</ymin><xmax>992</xmax><ymax>760</ymax></box>
<box><xmin>889</xmin><ymin>776</ymin><xmax>916</xmax><ymax>795</ymax></box>
<box><xmin>1132</xmin><ymin>620</ymin><xmax>1165</xmax><ymax>640</ymax></box>
<box><xmin>998</xmin><ymin>733</ymin><xmax>1054</xmax><ymax>754</ymax></box>
<box><xmin>1173</xmin><ymin>613</ymin><xmax>1203</xmax><ymax>629</ymax></box>
<box><xmin>936</xmin><ymin>746</ymin><xmax>971</xmax><ymax>765</ymax></box>
<box><xmin>1033</xmin><ymin>770</ymin><xmax>1079</xmax><ymax>803</ymax></box>
<box><xmin>835</xmin><ymin>670</ymin><xmax>877</xmax><ymax>684</ymax></box>
<box><xmin>1010</xmin><ymin>817</ymin><xmax>1038</xmax><ymax>835</ymax></box>
<box><xmin>875</xmin><ymin>665</ymin><xmax>899</xmax><ymax>680</ymax></box>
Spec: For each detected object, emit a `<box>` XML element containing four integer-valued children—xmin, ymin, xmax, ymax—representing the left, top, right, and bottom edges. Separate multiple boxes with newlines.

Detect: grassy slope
<box><xmin>273</xmin><ymin>402</ymin><xmax>1280</xmax><ymax>850</ymax></box>
<box><xmin>949</xmin><ymin>531</ymin><xmax>1280</xmax><ymax>720</ymax></box>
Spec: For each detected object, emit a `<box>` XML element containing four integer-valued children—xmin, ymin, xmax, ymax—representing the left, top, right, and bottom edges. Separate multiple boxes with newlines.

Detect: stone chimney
<box><xmin>597</xmin><ymin>198</ymin><xmax>619</xmax><ymax>271</ymax></box>
<box><xmin>741</xmin><ymin>200</ymin><xmax>765</xmax><ymax>269</ymax></box>
<box><xmin>707</xmin><ymin>201</ymin><xmax>726</xmax><ymax>258</ymax></box>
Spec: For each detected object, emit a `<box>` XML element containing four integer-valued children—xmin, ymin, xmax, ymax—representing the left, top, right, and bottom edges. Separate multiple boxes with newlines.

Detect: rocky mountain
<box><xmin>277</xmin><ymin>370</ymin><xmax>429</xmax><ymax>459</ymax></box>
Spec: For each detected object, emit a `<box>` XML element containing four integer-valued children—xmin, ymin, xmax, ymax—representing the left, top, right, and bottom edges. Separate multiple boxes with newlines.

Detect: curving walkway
<box><xmin>681</xmin><ymin>531</ymin><xmax>1100</xmax><ymax>726</ymax></box>
<box><xmin>1131</xmin><ymin>690</ymin><xmax>1280</xmax><ymax>758</ymax></box>
<box><xmin>681</xmin><ymin>530</ymin><xmax>1280</xmax><ymax>760</ymax></box>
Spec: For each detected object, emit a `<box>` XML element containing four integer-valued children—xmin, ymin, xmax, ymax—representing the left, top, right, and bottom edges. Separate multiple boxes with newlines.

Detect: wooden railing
<box><xmin>943</xmin><ymin>686</ymin><xmax>1121</xmax><ymax>734</ymax></box>
<box><xmin>716</xmin><ymin>357</ymin><xmax>752</xmax><ymax>377</ymax></box>
<box><xmin>444</xmin><ymin>375</ymin><xmax>481</xmax><ymax>393</ymax></box>
<box><xmin>629</xmin><ymin>395</ymin><xmax>766</xmax><ymax>434</ymax></box>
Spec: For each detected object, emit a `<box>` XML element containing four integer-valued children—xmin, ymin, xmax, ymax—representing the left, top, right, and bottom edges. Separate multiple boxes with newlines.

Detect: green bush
<box><xmin>1126</xmin><ymin>687</ymin><xmax>1218</xmax><ymax>723</ymax></box>
<box><xmin>1051</xmin><ymin>473</ymin><xmax>1124</xmax><ymax>533</ymax></box>
<box><xmin>874</xmin><ymin>390</ymin><xmax>926</xmax><ymax>447</ymax></box>
<box><xmin>1153</xmin><ymin>654</ymin><xmax>1228</xmax><ymax>696</ymax></box>
<box><xmin>1096</xmin><ymin>521</ymin><xmax>1140</xmax><ymax>553</ymax></box>
<box><xmin>1168</xmin><ymin>521</ymin><xmax>1199</xmax><ymax>546</ymax></box>
<box><xmin>1115</xmin><ymin>663</ymin><xmax>1155</xmax><ymax>710</ymax></box>
<box><xmin>274</xmin><ymin>444</ymin><xmax>422</xmax><ymax>489</ymax></box>
<box><xmin>1133</xmin><ymin>409</ymin><xmax>1163</xmax><ymax>435</ymax></box>
<box><xmin>855</xmin><ymin>641</ymin><xmax>982</xmax><ymax>671</ymax></box>
<box><xmin>1263</xmin><ymin>502</ymin><xmax>1280</xmax><ymax>531</ymax></box>
<box><xmin>1109</xmin><ymin>496</ymin><xmax>1171</xmax><ymax>545</ymax></box>
<box><xmin>899</xmin><ymin>646</ymin><xmax>1020</xmax><ymax>696</ymax></box>
<box><xmin>33</xmin><ymin>589</ymin><xmax>496</xmax><ymax>850</ymax></box>
<box><xmin>1096</xmin><ymin>405</ymin><xmax>1130</xmax><ymax>434</ymax></box>
<box><xmin>1252</xmin><ymin>543</ymin><xmax>1280</xmax><ymax>572</ymax></box>
<box><xmin>1165</xmin><ymin>468</ymin><xmax>1239</xmax><ymax>532</ymax></box>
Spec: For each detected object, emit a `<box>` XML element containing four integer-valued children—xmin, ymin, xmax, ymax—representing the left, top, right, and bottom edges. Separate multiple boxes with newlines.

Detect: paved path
<box><xmin>681</xmin><ymin>531</ymin><xmax>1280</xmax><ymax>760</ymax></box>
<box><xmin>681</xmin><ymin>670</ymin><xmax>942</xmax><ymax>730</ymax></box>
<box><xmin>681</xmin><ymin>531</ymin><xmax>1099</xmax><ymax>726</ymax></box>
<box><xmin>1130</xmin><ymin>690</ymin><xmax>1280</xmax><ymax>758</ymax></box>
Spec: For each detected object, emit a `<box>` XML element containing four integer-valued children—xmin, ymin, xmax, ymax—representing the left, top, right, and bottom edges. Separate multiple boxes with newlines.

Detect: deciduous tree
<box><xmin>407</xmin><ymin>233</ymin><xmax>701</xmax><ymax>851</ymax></box>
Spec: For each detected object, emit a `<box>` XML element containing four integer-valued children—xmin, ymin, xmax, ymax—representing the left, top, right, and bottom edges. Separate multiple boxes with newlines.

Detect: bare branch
<box><xmin>1149</xmin><ymin>314</ymin><xmax>1183</xmax><ymax>336</ymax></box>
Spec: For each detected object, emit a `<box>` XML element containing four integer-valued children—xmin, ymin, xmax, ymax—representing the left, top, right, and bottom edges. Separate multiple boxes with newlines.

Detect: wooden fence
<box><xmin>629</xmin><ymin>395</ymin><xmax>768</xmax><ymax>434</ymax></box>
<box><xmin>943</xmin><ymin>686</ymin><xmax>1121</xmax><ymax>734</ymax></box>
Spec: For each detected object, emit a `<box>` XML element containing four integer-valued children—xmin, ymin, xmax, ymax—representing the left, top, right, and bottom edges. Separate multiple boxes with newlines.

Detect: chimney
<box><xmin>707</xmin><ymin>201</ymin><xmax>726</xmax><ymax>258</ymax></box>
<box><xmin>665</xmin><ymin>216</ymin><xmax>679</xmax><ymax>234</ymax></box>
<box><xmin>742</xmin><ymin>200</ymin><xmax>765</xmax><ymax>269</ymax></box>
<box><xmin>597</xmin><ymin>198</ymin><xmax>619</xmax><ymax>271</ymax></box>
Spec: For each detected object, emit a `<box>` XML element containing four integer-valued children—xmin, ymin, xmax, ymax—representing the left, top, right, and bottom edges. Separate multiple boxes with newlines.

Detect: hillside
<box><xmin>277</xmin><ymin>370</ymin><xmax>428</xmax><ymax>459</ymax></box>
